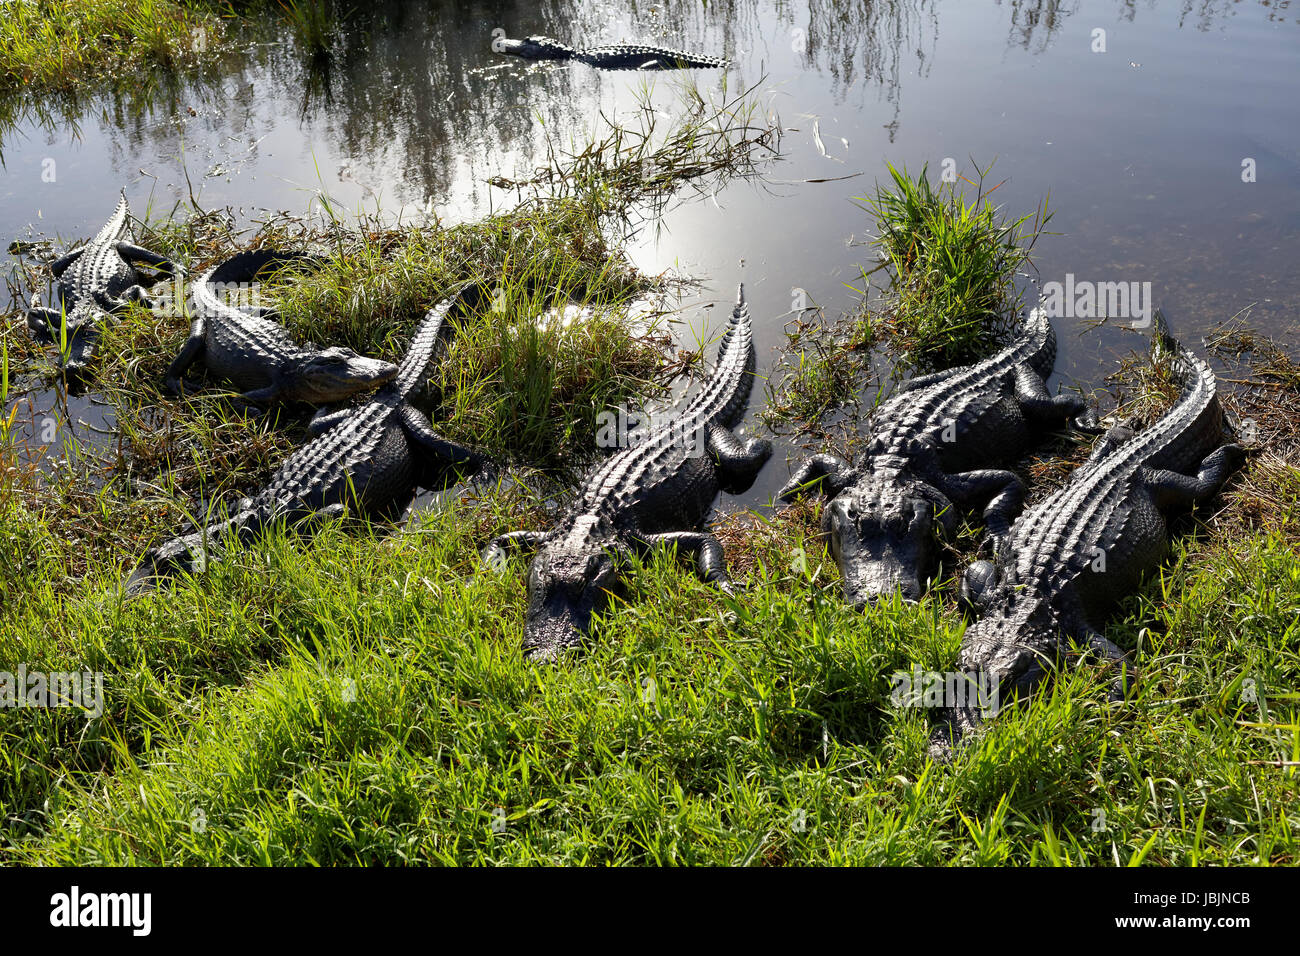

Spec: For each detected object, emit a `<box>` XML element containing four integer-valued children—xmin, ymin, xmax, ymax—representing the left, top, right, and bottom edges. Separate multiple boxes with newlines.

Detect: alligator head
<box><xmin>823</xmin><ymin>474</ymin><xmax>957</xmax><ymax>607</ymax></box>
<box><xmin>494</xmin><ymin>35</ymin><xmax>576</xmax><ymax>60</ymax></box>
<box><xmin>280</xmin><ymin>347</ymin><xmax>399</xmax><ymax>404</ymax></box>
<box><xmin>523</xmin><ymin>518</ymin><xmax>627</xmax><ymax>660</ymax></box>
<box><xmin>957</xmin><ymin>591</ymin><xmax>1062</xmax><ymax>704</ymax></box>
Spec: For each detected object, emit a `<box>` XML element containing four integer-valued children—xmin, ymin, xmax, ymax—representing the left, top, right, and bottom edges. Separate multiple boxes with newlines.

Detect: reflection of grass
<box><xmin>861</xmin><ymin>161</ymin><xmax>1052</xmax><ymax>368</ymax></box>
<box><xmin>278</xmin><ymin>0</ymin><xmax>339</xmax><ymax>58</ymax></box>
<box><xmin>0</xmin><ymin>0</ymin><xmax>223</xmax><ymax>95</ymax></box>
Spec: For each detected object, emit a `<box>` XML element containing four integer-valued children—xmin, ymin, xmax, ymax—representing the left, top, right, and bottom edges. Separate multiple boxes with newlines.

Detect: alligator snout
<box><xmin>825</xmin><ymin>493</ymin><xmax>933</xmax><ymax>608</ymax></box>
<box><xmin>290</xmin><ymin>349</ymin><xmax>400</xmax><ymax>404</ymax></box>
<box><xmin>523</xmin><ymin>601</ymin><xmax>590</xmax><ymax>661</ymax></box>
<box><xmin>845</xmin><ymin>559</ymin><xmax>924</xmax><ymax>609</ymax></box>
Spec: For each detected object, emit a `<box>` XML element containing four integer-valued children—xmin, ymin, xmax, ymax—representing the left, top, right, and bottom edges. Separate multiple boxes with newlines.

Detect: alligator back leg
<box><xmin>1013</xmin><ymin>363</ymin><xmax>1096</xmax><ymax>429</ymax></box>
<box><xmin>115</xmin><ymin>242</ymin><xmax>178</xmax><ymax>277</ymax></box>
<box><xmin>933</xmin><ymin>468</ymin><xmax>1028</xmax><ymax>544</ymax></box>
<box><xmin>48</xmin><ymin>247</ymin><xmax>85</xmax><ymax>278</ymax></box>
<box><xmin>1144</xmin><ymin>443</ymin><xmax>1246</xmax><ymax>511</ymax></box>
<box><xmin>639</xmin><ymin>530</ymin><xmax>737</xmax><ymax>593</ymax></box>
<box><xmin>398</xmin><ymin>403</ymin><xmax>485</xmax><ymax>484</ymax></box>
<box><xmin>707</xmin><ymin>423</ymin><xmax>772</xmax><ymax>495</ymax></box>
<box><xmin>777</xmin><ymin>453</ymin><xmax>859</xmax><ymax>502</ymax></box>
<box><xmin>26</xmin><ymin>307</ymin><xmax>63</xmax><ymax>343</ymax></box>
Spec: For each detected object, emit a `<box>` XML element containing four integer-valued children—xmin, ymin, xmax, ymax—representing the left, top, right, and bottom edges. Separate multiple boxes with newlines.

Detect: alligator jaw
<box><xmin>283</xmin><ymin>351</ymin><xmax>401</xmax><ymax>405</ymax></box>
<box><xmin>841</xmin><ymin>547</ymin><xmax>923</xmax><ymax>608</ymax></box>
<box><xmin>522</xmin><ymin>603</ymin><xmax>591</xmax><ymax>661</ymax></box>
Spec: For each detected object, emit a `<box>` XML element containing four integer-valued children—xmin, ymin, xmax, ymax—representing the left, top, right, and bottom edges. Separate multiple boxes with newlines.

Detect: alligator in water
<box><xmin>126</xmin><ymin>285</ymin><xmax>487</xmax><ymax>592</ymax></box>
<box><xmin>778</xmin><ymin>307</ymin><xmax>1094</xmax><ymax>606</ymax></box>
<box><xmin>24</xmin><ymin>192</ymin><xmax>178</xmax><ymax>384</ymax></box>
<box><xmin>482</xmin><ymin>284</ymin><xmax>771</xmax><ymax>660</ymax></box>
<box><xmin>493</xmin><ymin>33</ymin><xmax>726</xmax><ymax>70</ymax></box>
<box><xmin>164</xmin><ymin>249</ymin><xmax>398</xmax><ymax>406</ymax></box>
<box><xmin>932</xmin><ymin>316</ymin><xmax>1246</xmax><ymax>753</ymax></box>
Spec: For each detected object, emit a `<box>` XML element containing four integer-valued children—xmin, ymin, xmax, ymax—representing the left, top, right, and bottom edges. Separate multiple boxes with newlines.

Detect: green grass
<box><xmin>859</xmin><ymin>161</ymin><xmax>1053</xmax><ymax>368</ymax></box>
<box><xmin>1</xmin><ymin>458</ymin><xmax>1296</xmax><ymax>863</ymax></box>
<box><xmin>765</xmin><ymin>163</ymin><xmax>1057</xmax><ymax>442</ymax></box>
<box><xmin>0</xmin><ymin>0</ymin><xmax>225</xmax><ymax>95</ymax></box>
<box><xmin>2</xmin><ymin>83</ymin><xmax>1295</xmax><ymax>864</ymax></box>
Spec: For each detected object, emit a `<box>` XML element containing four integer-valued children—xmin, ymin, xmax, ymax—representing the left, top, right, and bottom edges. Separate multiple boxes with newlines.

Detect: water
<box><xmin>3</xmin><ymin>0</ymin><xmax>1298</xmax><ymax>509</ymax></box>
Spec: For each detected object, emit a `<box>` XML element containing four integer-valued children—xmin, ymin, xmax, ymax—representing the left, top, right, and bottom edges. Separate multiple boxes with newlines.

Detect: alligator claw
<box><xmin>1071</xmin><ymin>408</ymin><xmax>1105</xmax><ymax>433</ymax></box>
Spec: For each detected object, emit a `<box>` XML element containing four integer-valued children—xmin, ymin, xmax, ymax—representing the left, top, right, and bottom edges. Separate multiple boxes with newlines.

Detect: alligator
<box><xmin>493</xmin><ymin>34</ymin><xmax>726</xmax><ymax>70</ymax></box>
<box><xmin>24</xmin><ymin>192</ymin><xmax>178</xmax><ymax>383</ymax></box>
<box><xmin>164</xmin><ymin>249</ymin><xmax>398</xmax><ymax>406</ymax></box>
<box><xmin>126</xmin><ymin>285</ymin><xmax>487</xmax><ymax>592</ymax></box>
<box><xmin>932</xmin><ymin>316</ymin><xmax>1246</xmax><ymax>753</ymax></box>
<box><xmin>778</xmin><ymin>307</ymin><xmax>1094</xmax><ymax>606</ymax></box>
<box><xmin>482</xmin><ymin>284</ymin><xmax>771</xmax><ymax>660</ymax></box>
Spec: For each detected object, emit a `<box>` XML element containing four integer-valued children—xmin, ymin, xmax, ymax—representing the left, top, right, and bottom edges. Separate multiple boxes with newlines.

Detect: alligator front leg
<box><xmin>25</xmin><ymin>307</ymin><xmax>63</xmax><ymax>343</ymax></box>
<box><xmin>706</xmin><ymin>423</ymin><xmax>772</xmax><ymax>495</ymax></box>
<box><xmin>1087</xmin><ymin>424</ymin><xmax>1136</xmax><ymax>464</ymax></box>
<box><xmin>777</xmin><ymin>453</ymin><xmax>860</xmax><ymax>503</ymax></box>
<box><xmin>398</xmin><ymin>403</ymin><xmax>486</xmax><ymax>484</ymax></box>
<box><xmin>235</xmin><ymin>385</ymin><xmax>284</xmax><ymax>406</ymax></box>
<box><xmin>933</xmin><ymin>468</ymin><xmax>1028</xmax><ymax>546</ymax></box>
<box><xmin>1014</xmin><ymin>363</ymin><xmax>1096</xmax><ymax>429</ymax></box>
<box><xmin>1144</xmin><ymin>443</ymin><xmax>1247</xmax><ymax>511</ymax></box>
<box><xmin>164</xmin><ymin>316</ymin><xmax>207</xmax><ymax>395</ymax></box>
<box><xmin>639</xmin><ymin>530</ymin><xmax>737</xmax><ymax>594</ymax></box>
<box><xmin>957</xmin><ymin>559</ymin><xmax>1000</xmax><ymax>615</ymax></box>
<box><xmin>482</xmin><ymin>530</ymin><xmax>547</xmax><ymax>570</ymax></box>
<box><xmin>307</xmin><ymin>407</ymin><xmax>355</xmax><ymax>436</ymax></box>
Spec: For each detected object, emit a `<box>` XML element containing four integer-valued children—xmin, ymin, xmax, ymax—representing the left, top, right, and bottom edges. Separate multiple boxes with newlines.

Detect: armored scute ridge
<box><xmin>126</xmin><ymin>286</ymin><xmax>488</xmax><ymax>592</ymax></box>
<box><xmin>165</xmin><ymin>249</ymin><xmax>399</xmax><ymax>406</ymax></box>
<box><xmin>933</xmin><ymin>315</ymin><xmax>1246</xmax><ymax>753</ymax></box>
<box><xmin>25</xmin><ymin>191</ymin><xmax>178</xmax><ymax>384</ymax></box>
<box><xmin>779</xmin><ymin>307</ymin><xmax>1094</xmax><ymax>606</ymax></box>
<box><xmin>494</xmin><ymin>34</ymin><xmax>727</xmax><ymax>70</ymax></box>
<box><xmin>482</xmin><ymin>283</ymin><xmax>771</xmax><ymax>660</ymax></box>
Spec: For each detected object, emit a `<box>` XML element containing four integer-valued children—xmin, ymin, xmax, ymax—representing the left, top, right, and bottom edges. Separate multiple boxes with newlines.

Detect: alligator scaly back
<box><xmin>487</xmin><ymin>282</ymin><xmax>771</xmax><ymax>658</ymax></box>
<box><xmin>683</xmin><ymin>283</ymin><xmax>758</xmax><ymax>428</ymax></box>
<box><xmin>941</xmin><ymin>314</ymin><xmax>1246</xmax><ymax>753</ymax></box>
<box><xmin>495</xmin><ymin>34</ymin><xmax>726</xmax><ymax>70</ymax></box>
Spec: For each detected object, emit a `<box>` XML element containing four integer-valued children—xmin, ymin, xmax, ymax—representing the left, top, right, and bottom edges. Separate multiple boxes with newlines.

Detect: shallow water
<box><xmin>3</xmin><ymin>0</ymin><xmax>1297</xmax><ymax>511</ymax></box>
